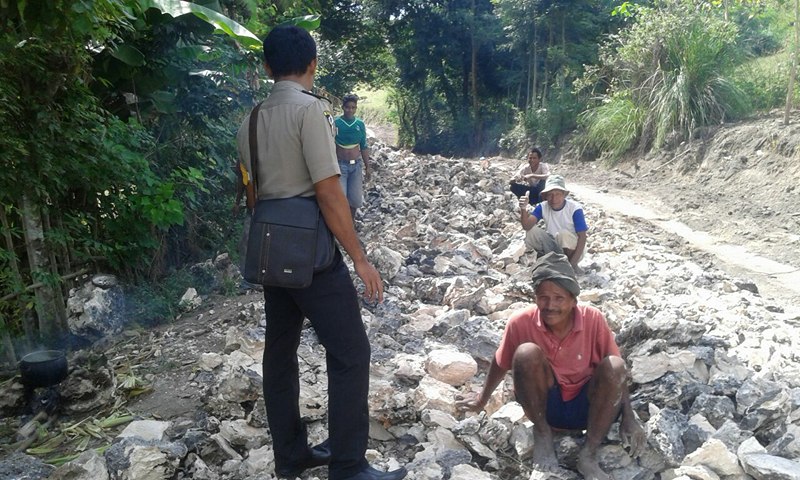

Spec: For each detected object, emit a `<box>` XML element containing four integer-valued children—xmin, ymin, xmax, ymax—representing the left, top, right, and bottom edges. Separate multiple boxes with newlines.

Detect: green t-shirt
<box><xmin>334</xmin><ymin>116</ymin><xmax>368</xmax><ymax>150</ymax></box>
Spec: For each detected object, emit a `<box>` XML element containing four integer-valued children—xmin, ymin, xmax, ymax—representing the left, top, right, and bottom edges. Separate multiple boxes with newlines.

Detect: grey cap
<box><xmin>540</xmin><ymin>174</ymin><xmax>569</xmax><ymax>195</ymax></box>
<box><xmin>531</xmin><ymin>252</ymin><xmax>580</xmax><ymax>297</ymax></box>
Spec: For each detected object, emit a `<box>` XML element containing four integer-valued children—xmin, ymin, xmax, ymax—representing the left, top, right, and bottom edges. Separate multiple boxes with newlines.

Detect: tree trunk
<box><xmin>542</xmin><ymin>23</ymin><xmax>554</xmax><ymax>107</ymax></box>
<box><xmin>470</xmin><ymin>0</ymin><xmax>481</xmax><ymax>150</ymax></box>
<box><xmin>532</xmin><ymin>21</ymin><xmax>538</xmax><ymax>110</ymax></box>
<box><xmin>526</xmin><ymin>49</ymin><xmax>533</xmax><ymax>109</ymax></box>
<box><xmin>20</xmin><ymin>195</ymin><xmax>63</xmax><ymax>342</ymax></box>
<box><xmin>785</xmin><ymin>0</ymin><xmax>799</xmax><ymax>126</ymax></box>
<box><xmin>0</xmin><ymin>206</ymin><xmax>19</xmax><ymax>363</ymax></box>
<box><xmin>41</xmin><ymin>208</ymin><xmax>68</xmax><ymax>335</ymax></box>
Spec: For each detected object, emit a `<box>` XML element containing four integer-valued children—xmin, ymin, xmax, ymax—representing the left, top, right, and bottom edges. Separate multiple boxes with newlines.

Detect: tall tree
<box><xmin>373</xmin><ymin>0</ymin><xmax>509</xmax><ymax>153</ymax></box>
<box><xmin>785</xmin><ymin>0</ymin><xmax>799</xmax><ymax>124</ymax></box>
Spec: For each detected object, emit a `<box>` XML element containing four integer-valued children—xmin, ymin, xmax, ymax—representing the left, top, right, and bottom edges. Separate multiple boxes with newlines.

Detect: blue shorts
<box><xmin>546</xmin><ymin>382</ymin><xmax>590</xmax><ymax>430</ymax></box>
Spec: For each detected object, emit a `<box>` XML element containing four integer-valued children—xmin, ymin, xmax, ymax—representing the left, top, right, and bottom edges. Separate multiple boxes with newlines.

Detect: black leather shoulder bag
<box><xmin>242</xmin><ymin>103</ymin><xmax>335</xmax><ymax>288</ymax></box>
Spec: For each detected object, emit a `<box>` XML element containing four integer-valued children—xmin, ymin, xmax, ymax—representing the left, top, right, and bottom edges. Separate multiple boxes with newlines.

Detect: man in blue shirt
<box><xmin>519</xmin><ymin>175</ymin><xmax>587</xmax><ymax>269</ymax></box>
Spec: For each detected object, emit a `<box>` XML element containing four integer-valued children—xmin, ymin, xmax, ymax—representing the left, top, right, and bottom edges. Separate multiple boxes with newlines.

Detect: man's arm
<box><xmin>455</xmin><ymin>357</ymin><xmax>508</xmax><ymax>412</ymax></box>
<box><xmin>568</xmin><ymin>230</ymin><xmax>587</xmax><ymax>267</ymax></box>
<box><xmin>315</xmin><ymin>175</ymin><xmax>383</xmax><ymax>302</ymax></box>
<box><xmin>619</xmin><ymin>387</ymin><xmax>646</xmax><ymax>457</ymax></box>
<box><xmin>519</xmin><ymin>193</ymin><xmax>540</xmax><ymax>230</ymax></box>
<box><xmin>359</xmin><ymin>122</ymin><xmax>370</xmax><ymax>180</ymax></box>
<box><xmin>361</xmin><ymin>147</ymin><xmax>370</xmax><ymax>181</ymax></box>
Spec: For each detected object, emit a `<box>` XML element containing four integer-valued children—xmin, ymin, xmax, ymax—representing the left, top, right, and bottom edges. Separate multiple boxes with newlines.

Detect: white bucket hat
<box><xmin>540</xmin><ymin>174</ymin><xmax>569</xmax><ymax>195</ymax></box>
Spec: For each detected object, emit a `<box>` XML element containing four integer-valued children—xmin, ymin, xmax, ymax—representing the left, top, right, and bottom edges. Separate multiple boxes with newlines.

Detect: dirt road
<box><xmin>569</xmin><ymin>182</ymin><xmax>800</xmax><ymax>310</ymax></box>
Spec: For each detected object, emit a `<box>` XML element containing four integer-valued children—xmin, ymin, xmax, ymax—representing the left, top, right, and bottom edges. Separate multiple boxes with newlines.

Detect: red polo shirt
<box><xmin>495</xmin><ymin>305</ymin><xmax>620</xmax><ymax>401</ymax></box>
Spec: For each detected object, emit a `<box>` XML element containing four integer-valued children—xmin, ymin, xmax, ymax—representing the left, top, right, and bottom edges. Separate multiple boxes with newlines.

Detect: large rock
<box><xmin>67</xmin><ymin>275</ymin><xmax>126</xmax><ymax>342</ymax></box>
<box><xmin>425</xmin><ymin>349</ymin><xmax>478</xmax><ymax>387</ymax></box>
<box><xmin>413</xmin><ymin>376</ymin><xmax>460</xmax><ymax>416</ymax></box>
<box><xmin>646</xmin><ymin>407</ymin><xmax>688</xmax><ymax>467</ymax></box>
<box><xmin>370</xmin><ymin>246</ymin><xmax>405</xmax><ymax>280</ymax></box>
<box><xmin>740</xmin><ymin>453</ymin><xmax>800</xmax><ymax>480</ymax></box>
<box><xmin>681</xmin><ymin>439</ymin><xmax>744</xmax><ymax>476</ymax></box>
<box><xmin>104</xmin><ymin>437</ymin><xmax>188</xmax><ymax>480</ymax></box>
<box><xmin>50</xmin><ymin>450</ymin><xmax>109</xmax><ymax>480</ymax></box>
<box><xmin>118</xmin><ymin>420</ymin><xmax>172</xmax><ymax>442</ymax></box>
<box><xmin>629</xmin><ymin>349</ymin><xmax>702</xmax><ymax>384</ymax></box>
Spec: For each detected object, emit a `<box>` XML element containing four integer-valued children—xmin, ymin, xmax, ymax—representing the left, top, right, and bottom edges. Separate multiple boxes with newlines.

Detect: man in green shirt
<box><xmin>335</xmin><ymin>94</ymin><xmax>370</xmax><ymax>219</ymax></box>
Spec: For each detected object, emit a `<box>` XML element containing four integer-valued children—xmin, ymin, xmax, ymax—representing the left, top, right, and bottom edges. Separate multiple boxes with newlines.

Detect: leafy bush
<box><xmin>732</xmin><ymin>52</ymin><xmax>793</xmax><ymax>112</ymax></box>
<box><xmin>731</xmin><ymin>4</ymin><xmax>790</xmax><ymax>57</ymax></box>
<box><xmin>499</xmin><ymin>108</ymin><xmax>555</xmax><ymax>155</ymax></box>
<box><xmin>503</xmin><ymin>84</ymin><xmax>583</xmax><ymax>151</ymax></box>
<box><xmin>126</xmin><ymin>270</ymin><xmax>194</xmax><ymax>328</ymax></box>
<box><xmin>578</xmin><ymin>7</ymin><xmax>749</xmax><ymax>157</ymax></box>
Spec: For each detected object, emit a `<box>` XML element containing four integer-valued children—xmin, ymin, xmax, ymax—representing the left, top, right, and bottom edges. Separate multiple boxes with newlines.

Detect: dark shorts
<box><xmin>546</xmin><ymin>382</ymin><xmax>590</xmax><ymax>430</ymax></box>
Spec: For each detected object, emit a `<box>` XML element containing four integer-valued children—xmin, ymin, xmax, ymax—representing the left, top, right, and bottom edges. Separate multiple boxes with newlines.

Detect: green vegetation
<box><xmin>578</xmin><ymin>94</ymin><xmax>645</xmax><ymax>160</ymax></box>
<box><xmin>0</xmin><ymin>0</ymin><xmax>797</xmax><ymax>353</ymax></box>
<box><xmin>733</xmin><ymin>52</ymin><xmax>795</xmax><ymax>112</ymax></box>
<box><xmin>578</xmin><ymin>7</ymin><xmax>750</xmax><ymax>160</ymax></box>
<box><xmin>354</xmin><ymin>87</ymin><xmax>395</xmax><ymax>126</ymax></box>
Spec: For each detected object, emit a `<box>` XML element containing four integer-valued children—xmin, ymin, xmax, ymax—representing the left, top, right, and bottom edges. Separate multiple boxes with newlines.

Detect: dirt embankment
<box><xmin>552</xmin><ymin>111</ymin><xmax>800</xmax><ymax>284</ymax></box>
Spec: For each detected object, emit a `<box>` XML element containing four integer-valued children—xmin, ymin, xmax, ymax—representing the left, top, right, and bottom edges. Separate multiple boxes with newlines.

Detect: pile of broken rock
<box><xmin>1</xmin><ymin>142</ymin><xmax>800</xmax><ymax>480</ymax></box>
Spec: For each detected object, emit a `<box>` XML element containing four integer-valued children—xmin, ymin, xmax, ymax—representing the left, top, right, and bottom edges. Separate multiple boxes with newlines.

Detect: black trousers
<box><xmin>510</xmin><ymin>181</ymin><xmax>545</xmax><ymax>205</ymax></box>
<box><xmin>263</xmin><ymin>250</ymin><xmax>370</xmax><ymax>479</ymax></box>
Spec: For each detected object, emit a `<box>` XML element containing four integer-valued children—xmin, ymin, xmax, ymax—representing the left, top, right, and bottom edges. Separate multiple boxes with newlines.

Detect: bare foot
<box><xmin>531</xmin><ymin>430</ymin><xmax>559</xmax><ymax>469</ymax></box>
<box><xmin>576</xmin><ymin>447</ymin><xmax>611</xmax><ymax>480</ymax></box>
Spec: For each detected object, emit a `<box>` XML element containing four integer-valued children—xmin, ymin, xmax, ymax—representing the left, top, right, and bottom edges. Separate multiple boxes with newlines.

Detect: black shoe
<box><xmin>340</xmin><ymin>465</ymin><xmax>408</xmax><ymax>480</ymax></box>
<box><xmin>275</xmin><ymin>439</ymin><xmax>331</xmax><ymax>478</ymax></box>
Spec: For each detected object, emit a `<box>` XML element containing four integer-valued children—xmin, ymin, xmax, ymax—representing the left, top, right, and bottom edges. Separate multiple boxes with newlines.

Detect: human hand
<box><xmin>455</xmin><ymin>391</ymin><xmax>486</xmax><ymax>413</ymax></box>
<box><xmin>353</xmin><ymin>258</ymin><xmax>384</xmax><ymax>303</ymax></box>
<box><xmin>620</xmin><ymin>413</ymin><xmax>646</xmax><ymax>458</ymax></box>
<box><xmin>364</xmin><ymin>167</ymin><xmax>371</xmax><ymax>182</ymax></box>
<box><xmin>518</xmin><ymin>192</ymin><xmax>530</xmax><ymax>211</ymax></box>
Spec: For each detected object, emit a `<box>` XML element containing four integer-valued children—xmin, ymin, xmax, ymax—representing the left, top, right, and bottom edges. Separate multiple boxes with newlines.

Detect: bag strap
<box><xmin>248</xmin><ymin>101</ymin><xmax>265</xmax><ymax>196</ymax></box>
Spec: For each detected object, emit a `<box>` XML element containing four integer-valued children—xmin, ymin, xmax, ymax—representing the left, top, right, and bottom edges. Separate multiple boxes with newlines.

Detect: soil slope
<box><xmin>552</xmin><ymin>110</ymin><xmax>800</xmax><ymax>305</ymax></box>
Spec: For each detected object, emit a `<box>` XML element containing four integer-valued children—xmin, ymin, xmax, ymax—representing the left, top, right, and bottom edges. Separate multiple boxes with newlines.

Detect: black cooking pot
<box><xmin>19</xmin><ymin>350</ymin><xmax>68</xmax><ymax>388</ymax></box>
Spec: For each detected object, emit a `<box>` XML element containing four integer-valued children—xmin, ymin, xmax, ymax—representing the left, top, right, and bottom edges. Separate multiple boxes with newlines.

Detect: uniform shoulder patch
<box><xmin>322</xmin><ymin>110</ymin><xmax>336</xmax><ymax>137</ymax></box>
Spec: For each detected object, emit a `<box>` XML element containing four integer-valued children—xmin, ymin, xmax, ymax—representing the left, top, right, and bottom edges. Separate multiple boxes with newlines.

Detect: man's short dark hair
<box><xmin>529</xmin><ymin>147</ymin><xmax>543</xmax><ymax>158</ymax></box>
<box><xmin>342</xmin><ymin>94</ymin><xmax>359</xmax><ymax>106</ymax></box>
<box><xmin>263</xmin><ymin>26</ymin><xmax>317</xmax><ymax>77</ymax></box>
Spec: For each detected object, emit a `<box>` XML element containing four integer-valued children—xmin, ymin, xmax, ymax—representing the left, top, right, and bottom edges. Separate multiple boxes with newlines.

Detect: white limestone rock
<box><xmin>425</xmin><ymin>349</ymin><xmax>478</xmax><ymax>387</ymax></box>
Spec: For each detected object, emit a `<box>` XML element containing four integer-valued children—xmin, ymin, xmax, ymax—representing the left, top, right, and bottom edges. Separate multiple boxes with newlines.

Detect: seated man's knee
<box><xmin>512</xmin><ymin>343</ymin><xmax>548</xmax><ymax>373</ymax></box>
<box><xmin>596</xmin><ymin>355</ymin><xmax>627</xmax><ymax>383</ymax></box>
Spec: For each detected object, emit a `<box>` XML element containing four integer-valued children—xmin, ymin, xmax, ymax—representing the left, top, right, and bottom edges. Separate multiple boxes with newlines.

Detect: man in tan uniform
<box><xmin>236</xmin><ymin>26</ymin><xmax>406</xmax><ymax>480</ymax></box>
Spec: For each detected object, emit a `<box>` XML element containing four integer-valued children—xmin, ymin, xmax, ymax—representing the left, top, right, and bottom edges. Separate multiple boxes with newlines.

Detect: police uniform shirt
<box><xmin>236</xmin><ymin>80</ymin><xmax>340</xmax><ymax>199</ymax></box>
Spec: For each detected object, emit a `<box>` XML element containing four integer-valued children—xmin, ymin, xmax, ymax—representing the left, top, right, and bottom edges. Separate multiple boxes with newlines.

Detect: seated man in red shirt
<box><xmin>456</xmin><ymin>252</ymin><xmax>645</xmax><ymax>480</ymax></box>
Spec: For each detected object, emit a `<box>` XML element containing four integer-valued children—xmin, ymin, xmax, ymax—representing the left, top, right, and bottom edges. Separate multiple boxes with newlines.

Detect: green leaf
<box><xmin>143</xmin><ymin>0</ymin><xmax>261</xmax><ymax>50</ymax></box>
<box><xmin>110</xmin><ymin>44</ymin><xmax>146</xmax><ymax>66</ymax></box>
<box><xmin>175</xmin><ymin>45</ymin><xmax>206</xmax><ymax>61</ymax></box>
<box><xmin>149</xmin><ymin>91</ymin><xmax>177</xmax><ymax>114</ymax></box>
<box><xmin>17</xmin><ymin>0</ymin><xmax>27</xmax><ymax>22</ymax></box>
<box><xmin>282</xmin><ymin>15</ymin><xmax>321</xmax><ymax>31</ymax></box>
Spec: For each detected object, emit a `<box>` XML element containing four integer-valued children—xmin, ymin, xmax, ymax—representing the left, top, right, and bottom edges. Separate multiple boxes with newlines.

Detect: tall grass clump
<box><xmin>578</xmin><ymin>93</ymin><xmax>644</xmax><ymax>161</ymax></box>
<box><xmin>578</xmin><ymin>7</ymin><xmax>749</xmax><ymax>159</ymax></box>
